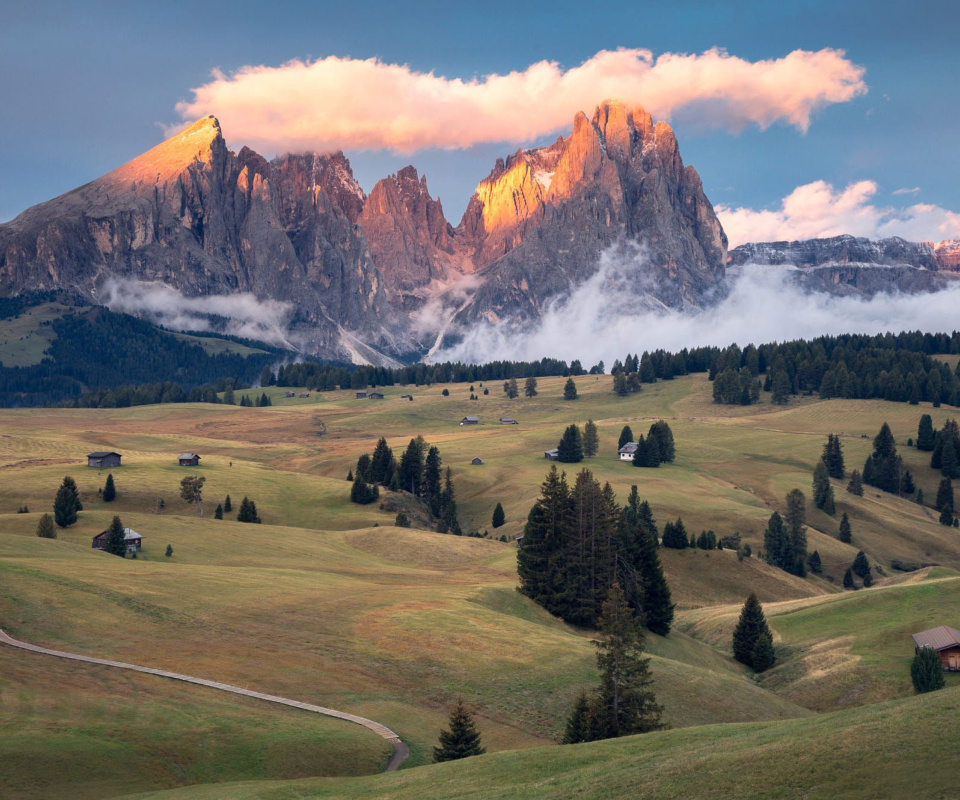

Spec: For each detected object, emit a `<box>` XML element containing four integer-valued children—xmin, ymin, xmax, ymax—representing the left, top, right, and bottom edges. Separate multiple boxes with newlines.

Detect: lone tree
<box><xmin>524</xmin><ymin>376</ymin><xmax>538</xmax><ymax>397</ymax></box>
<box><xmin>591</xmin><ymin>583</ymin><xmax>664</xmax><ymax>738</ymax></box>
<box><xmin>808</xmin><ymin>550</ymin><xmax>822</xmax><ymax>574</ymax></box>
<box><xmin>104</xmin><ymin>515</ymin><xmax>127</xmax><ymax>558</ymax></box>
<box><xmin>224</xmin><ymin>495</ymin><xmax>232</xmax><ymax>513</ymax></box>
<box><xmin>236</xmin><ymin>496</ymin><xmax>261</xmax><ymax>523</ymax></box>
<box><xmin>813</xmin><ymin>460</ymin><xmax>835</xmax><ymax>514</ymax></box>
<box><xmin>852</xmin><ymin>551</ymin><xmax>872</xmax><ymax>585</ymax></box>
<box><xmin>504</xmin><ymin>377</ymin><xmax>519</xmax><ymax>399</ymax></box>
<box><xmin>564</xmin><ymin>378</ymin><xmax>578</xmax><ymax>400</ymax></box>
<box><xmin>35</xmin><ymin>513</ymin><xmax>56</xmax><ymax>539</ymax></box>
<box><xmin>557</xmin><ymin>424</ymin><xmax>584</xmax><ymax>463</ymax></box>
<box><xmin>214</xmin><ymin>503</ymin><xmax>223</xmax><ymax>520</ymax></box>
<box><xmin>394</xmin><ymin>511</ymin><xmax>411</xmax><ymax>528</ymax></box>
<box><xmin>165</xmin><ymin>544</ymin><xmax>173</xmax><ymax>557</ymax></box>
<box><xmin>618</xmin><ymin>426</ymin><xmax>634</xmax><ymax>450</ymax></box>
<box><xmin>433</xmin><ymin>698</ymin><xmax>486</xmax><ymax>762</ymax></box>
<box><xmin>839</xmin><ymin>512</ymin><xmax>852</xmax><ymax>543</ymax></box>
<box><xmin>561</xmin><ymin>691</ymin><xmax>594</xmax><ymax>744</ymax></box>
<box><xmin>843</xmin><ymin>568</ymin><xmax>855</xmax><ymax>589</ymax></box>
<box><xmin>917</xmin><ymin>414</ymin><xmax>936</xmax><ymax>451</ymax></box>
<box><xmin>846</xmin><ymin>469</ymin><xmax>864</xmax><ymax>496</ymax></box>
<box><xmin>53</xmin><ymin>477</ymin><xmax>80</xmax><ymax>528</ymax></box>
<box><xmin>911</xmin><ymin>647</ymin><xmax>946</xmax><ymax>694</ymax></box>
<box><xmin>732</xmin><ymin>593</ymin><xmax>774</xmax><ymax>671</ymax></box>
<box><xmin>102</xmin><ymin>473</ymin><xmax>117</xmax><ymax>502</ymax></box>
<box><xmin>583</xmin><ymin>419</ymin><xmax>599</xmax><ymax>458</ymax></box>
<box><xmin>179</xmin><ymin>475</ymin><xmax>206</xmax><ymax>517</ymax></box>
<box><xmin>492</xmin><ymin>502</ymin><xmax>506</xmax><ymax>529</ymax></box>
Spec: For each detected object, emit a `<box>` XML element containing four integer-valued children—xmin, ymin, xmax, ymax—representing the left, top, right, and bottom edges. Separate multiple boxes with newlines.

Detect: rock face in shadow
<box><xmin>728</xmin><ymin>235</ymin><xmax>960</xmax><ymax>296</ymax></box>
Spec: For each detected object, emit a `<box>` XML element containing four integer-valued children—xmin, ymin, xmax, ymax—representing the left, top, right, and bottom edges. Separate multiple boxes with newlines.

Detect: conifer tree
<box><xmin>772</xmin><ymin>371</ymin><xmax>791</xmax><ymax>404</ymax></box>
<box><xmin>505</xmin><ymin>377</ymin><xmax>519</xmax><ymax>399</ymax></box>
<box><xmin>165</xmin><ymin>544</ymin><xmax>173</xmax><ymax>557</ymax></box>
<box><xmin>35</xmin><ymin>513</ymin><xmax>56</xmax><ymax>539</ymax></box>
<box><xmin>940</xmin><ymin>505</ymin><xmax>956</xmax><ymax>526</ymax></box>
<box><xmin>62</xmin><ymin>476</ymin><xmax>82</xmax><ymax>511</ymax></box>
<box><xmin>808</xmin><ymin>550</ymin><xmax>822</xmax><ymax>574</ymax></box>
<box><xmin>822</xmin><ymin>434</ymin><xmax>845</xmax><ymax>479</ymax></box>
<box><xmin>911</xmin><ymin>647</ymin><xmax>946</xmax><ymax>693</ymax></box>
<box><xmin>583</xmin><ymin>419</ymin><xmax>599</xmax><ymax>458</ymax></box>
<box><xmin>557</xmin><ymin>424</ymin><xmax>584</xmax><ymax>463</ymax></box>
<box><xmin>224</xmin><ymin>495</ymin><xmax>232</xmax><ymax>513</ymax></box>
<box><xmin>591</xmin><ymin>584</ymin><xmax>664</xmax><ymax>738</ymax></box>
<box><xmin>398</xmin><ymin>437</ymin><xmax>425</xmax><ymax>495</ymax></box>
<box><xmin>564</xmin><ymin>377</ymin><xmax>578</xmax><ymax>400</ymax></box>
<box><xmin>179</xmin><ymin>475</ymin><xmax>206</xmax><ymax>517</ymax></box>
<box><xmin>350</xmin><ymin>475</ymin><xmax>378</xmax><ymax>505</ymax></box>
<box><xmin>492</xmin><ymin>502</ymin><xmax>505</xmax><ymax>529</ymax></box>
<box><xmin>917</xmin><ymin>414</ymin><xmax>936</xmax><ymax>451</ymax></box>
<box><xmin>843</xmin><ymin>567</ymin><xmax>855</xmax><ymax>589</ymax></box>
<box><xmin>763</xmin><ymin>511</ymin><xmax>791</xmax><ymax>572</ymax></box>
<box><xmin>517</xmin><ymin>467</ymin><xmax>572</xmax><ymax>616</ymax></box>
<box><xmin>852</xmin><ymin>551</ymin><xmax>871</xmax><ymax>582</ymax></box>
<box><xmin>647</xmin><ymin>421</ymin><xmax>675</xmax><ymax>463</ymax></box>
<box><xmin>784</xmin><ymin>489</ymin><xmax>808</xmax><ymax>575</ymax></box>
<box><xmin>839</xmin><ymin>511</ymin><xmax>852</xmax><ymax>543</ymax></box>
<box><xmin>53</xmin><ymin>478</ymin><xmax>79</xmax><ymax>528</ymax></box>
<box><xmin>368</xmin><ymin>437</ymin><xmax>394</xmax><ymax>485</ymax></box>
<box><xmin>424</xmin><ymin>447</ymin><xmax>443</xmax><ymax>516</ymax></box>
<box><xmin>236</xmin><ymin>496</ymin><xmax>261</xmax><ymax>522</ymax></box>
<box><xmin>813</xmin><ymin>460</ymin><xmax>835</xmax><ymax>514</ymax></box>
<box><xmin>846</xmin><ymin>469</ymin><xmax>864</xmax><ymax>496</ymax></box>
<box><xmin>936</xmin><ymin>478</ymin><xmax>954</xmax><ymax>512</ymax></box>
<box><xmin>751</xmin><ymin>631</ymin><xmax>776</xmax><ymax>673</ymax></box>
<box><xmin>660</xmin><ymin>518</ymin><xmax>688</xmax><ymax>549</ymax></box>
<box><xmin>732</xmin><ymin>593</ymin><xmax>772</xmax><ymax>669</ymax></box>
<box><xmin>214</xmin><ymin>503</ymin><xmax>223</xmax><ymax>520</ymax></box>
<box><xmin>524</xmin><ymin>376</ymin><xmax>538</xmax><ymax>397</ymax></box>
<box><xmin>613</xmin><ymin>372</ymin><xmax>629</xmax><ymax>396</ymax></box>
<box><xmin>394</xmin><ymin>511</ymin><xmax>410</xmax><ymax>528</ymax></box>
<box><xmin>917</xmin><ymin>488</ymin><xmax>925</xmax><ymax>505</ymax></box>
<box><xmin>618</xmin><ymin>426</ymin><xmax>634</xmax><ymax>450</ymax></box>
<box><xmin>635</xmin><ymin>520</ymin><xmax>673</xmax><ymax>635</ymax></box>
<box><xmin>561</xmin><ymin>691</ymin><xmax>594</xmax><ymax>744</ymax></box>
<box><xmin>102</xmin><ymin>473</ymin><xmax>117</xmax><ymax>502</ymax></box>
<box><xmin>104</xmin><ymin>515</ymin><xmax>127</xmax><ymax>557</ymax></box>
<box><xmin>433</xmin><ymin>698</ymin><xmax>486</xmax><ymax>762</ymax></box>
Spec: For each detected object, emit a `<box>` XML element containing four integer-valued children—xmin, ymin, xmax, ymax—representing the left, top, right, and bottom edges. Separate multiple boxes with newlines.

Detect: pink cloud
<box><xmin>717</xmin><ymin>180</ymin><xmax>960</xmax><ymax>247</ymax></box>
<box><xmin>171</xmin><ymin>47</ymin><xmax>867</xmax><ymax>154</ymax></box>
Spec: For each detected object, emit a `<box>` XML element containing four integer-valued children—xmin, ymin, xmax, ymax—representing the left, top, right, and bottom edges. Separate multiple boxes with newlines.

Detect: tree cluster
<box><xmin>862</xmin><ymin>423</ymin><xmax>915</xmax><ymax>496</ymax></box>
<box><xmin>929</xmin><ymin>418</ymin><xmax>960</xmax><ymax>479</ymax></box>
<box><xmin>632</xmin><ymin>421</ymin><xmax>676</xmax><ymax>468</ymax></box>
<box><xmin>518</xmin><ymin>470</ymin><xmax>673</xmax><ymax>634</ymax></box>
<box><xmin>763</xmin><ymin>493</ymin><xmax>808</xmax><ymax>577</ymax></box>
<box><xmin>236</xmin><ymin>496</ymin><xmax>261</xmax><ymax>523</ymax></box>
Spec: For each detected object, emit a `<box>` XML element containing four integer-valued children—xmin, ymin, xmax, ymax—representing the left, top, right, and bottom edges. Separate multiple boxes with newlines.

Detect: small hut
<box><xmin>471</xmin><ymin>457</ymin><xmax>483</xmax><ymax>465</ymax></box>
<box><xmin>618</xmin><ymin>442</ymin><xmax>638</xmax><ymax>461</ymax></box>
<box><xmin>284</xmin><ymin>391</ymin><xmax>296</xmax><ymax>398</ymax></box>
<box><xmin>544</xmin><ymin>448</ymin><xmax>559</xmax><ymax>461</ymax></box>
<box><xmin>356</xmin><ymin>391</ymin><xmax>367</xmax><ymax>399</ymax></box>
<box><xmin>87</xmin><ymin>451</ymin><xmax>122</xmax><ymax>468</ymax></box>
<box><xmin>178</xmin><ymin>453</ymin><xmax>201</xmax><ymax>467</ymax></box>
<box><xmin>368</xmin><ymin>392</ymin><xmax>385</xmax><ymax>400</ymax></box>
<box><xmin>92</xmin><ymin>527</ymin><xmax>142</xmax><ymax>553</ymax></box>
<box><xmin>460</xmin><ymin>416</ymin><xmax>480</xmax><ymax>425</ymax></box>
<box><xmin>912</xmin><ymin>626</ymin><xmax>960</xmax><ymax>671</ymax></box>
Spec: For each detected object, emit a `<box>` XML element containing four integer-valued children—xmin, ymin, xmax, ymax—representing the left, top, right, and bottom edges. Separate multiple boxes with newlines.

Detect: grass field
<box><xmin>2</xmin><ymin>372</ymin><xmax>959</xmax><ymax>798</ymax></box>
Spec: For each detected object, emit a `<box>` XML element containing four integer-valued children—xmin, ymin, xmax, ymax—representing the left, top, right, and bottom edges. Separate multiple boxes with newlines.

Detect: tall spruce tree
<box><xmin>583</xmin><ymin>420</ymin><xmax>599</xmax><ymax>458</ymax></box>
<box><xmin>591</xmin><ymin>584</ymin><xmax>664</xmax><ymax>738</ymax></box>
<box><xmin>561</xmin><ymin>691</ymin><xmax>594</xmax><ymax>744</ymax></box>
<box><xmin>839</xmin><ymin>512</ymin><xmax>852</xmax><ymax>543</ymax></box>
<box><xmin>104</xmin><ymin>515</ymin><xmax>127</xmax><ymax>557</ymax></box>
<box><xmin>102</xmin><ymin>473</ymin><xmax>117</xmax><ymax>502</ymax></box>
<box><xmin>813</xmin><ymin>460</ymin><xmax>836</xmax><ymax>514</ymax></box>
<box><xmin>398</xmin><ymin>437</ymin><xmax>425</xmax><ymax>495</ymax></box>
<box><xmin>433</xmin><ymin>698</ymin><xmax>486</xmax><ymax>762</ymax></box>
<box><xmin>732</xmin><ymin>593</ymin><xmax>772</xmax><ymax>669</ymax></box>
<box><xmin>236</xmin><ymin>496</ymin><xmax>261</xmax><ymax>522</ymax></box>
<box><xmin>784</xmin><ymin>489</ymin><xmax>808</xmax><ymax>575</ymax></box>
<box><xmin>647</xmin><ymin>421</ymin><xmax>675</xmax><ymax>463</ymax></box>
<box><xmin>424</xmin><ymin>447</ymin><xmax>443</xmax><ymax>515</ymax></box>
<box><xmin>852</xmin><ymin>551</ymin><xmax>871</xmax><ymax>582</ymax></box>
<box><xmin>53</xmin><ymin>479</ymin><xmax>79</xmax><ymax>528</ymax></box>
<box><xmin>763</xmin><ymin>511</ymin><xmax>792</xmax><ymax>572</ymax></box>
<box><xmin>492</xmin><ymin>502</ymin><xmax>506</xmax><ymax>529</ymax></box>
<box><xmin>751</xmin><ymin>630</ymin><xmax>776</xmax><ymax>673</ymax></box>
<box><xmin>564</xmin><ymin>378</ymin><xmax>579</xmax><ymax>400</ymax></box>
<box><xmin>917</xmin><ymin>414</ymin><xmax>936</xmax><ymax>451</ymax></box>
<box><xmin>62</xmin><ymin>476</ymin><xmax>82</xmax><ymax>511</ymax></box>
<box><xmin>936</xmin><ymin>478</ymin><xmax>954</xmax><ymax>512</ymax></box>
<box><xmin>368</xmin><ymin>437</ymin><xmax>394</xmax><ymax>485</ymax></box>
<box><xmin>524</xmin><ymin>376</ymin><xmax>538</xmax><ymax>397</ymax></box>
<box><xmin>822</xmin><ymin>434</ymin><xmax>845</xmax><ymax>479</ymax></box>
<box><xmin>843</xmin><ymin>568</ymin><xmax>855</xmax><ymax>589</ymax></box>
<box><xmin>661</xmin><ymin>518</ymin><xmax>688</xmax><ymax>549</ymax></box>
<box><xmin>557</xmin><ymin>424</ymin><xmax>584</xmax><ymax>463</ymax></box>
<box><xmin>618</xmin><ymin>426</ymin><xmax>634</xmax><ymax>450</ymax></box>
<box><xmin>633</xmin><ymin>516</ymin><xmax>673</xmax><ymax>635</ymax></box>
<box><xmin>518</xmin><ymin>467</ymin><xmax>572</xmax><ymax>617</ymax></box>
<box><xmin>847</xmin><ymin>469</ymin><xmax>864</xmax><ymax>496</ymax></box>
<box><xmin>808</xmin><ymin>550</ymin><xmax>822</xmax><ymax>574</ymax></box>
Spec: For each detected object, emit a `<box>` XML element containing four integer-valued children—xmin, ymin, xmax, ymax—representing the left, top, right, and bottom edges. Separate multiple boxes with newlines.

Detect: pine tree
<box><xmin>846</xmin><ymin>469</ymin><xmax>864</xmax><ymax>496</ymax></box>
<box><xmin>813</xmin><ymin>460</ymin><xmax>835</xmax><ymax>514</ymax></box>
<box><xmin>214</xmin><ymin>503</ymin><xmax>223</xmax><ymax>520</ymax></box>
<box><xmin>661</xmin><ymin>518</ymin><xmax>688</xmax><ymax>549</ymax></box>
<box><xmin>102</xmin><ymin>473</ymin><xmax>117</xmax><ymax>502</ymax></box>
<box><xmin>35</xmin><ymin>513</ymin><xmax>56</xmax><ymax>539</ymax></box>
<box><xmin>917</xmin><ymin>488</ymin><xmax>925</xmax><ymax>505</ymax></box>
<box><xmin>398</xmin><ymin>437</ymin><xmax>425</xmax><ymax>495</ymax></box>
<box><xmin>618</xmin><ymin>426</ymin><xmax>634</xmax><ymax>450</ymax></box>
<box><xmin>557</xmin><ymin>424</ymin><xmax>584</xmax><ymax>463</ymax></box>
<box><xmin>394</xmin><ymin>511</ymin><xmax>411</xmax><ymax>528</ymax></box>
<box><xmin>613</xmin><ymin>371</ymin><xmax>629</xmax><ymax>396</ymax></box>
<box><xmin>524</xmin><ymin>376</ymin><xmax>538</xmax><ymax>397</ymax></box>
<box><xmin>784</xmin><ymin>489</ymin><xmax>808</xmax><ymax>575</ymax></box>
<box><xmin>647</xmin><ymin>421</ymin><xmax>675</xmax><ymax>463</ymax></box>
<box><xmin>852</xmin><ymin>551</ymin><xmax>871</xmax><ymax>582</ymax></box>
<box><xmin>583</xmin><ymin>419</ymin><xmax>599</xmax><ymax>458</ymax></box>
<box><xmin>634</xmin><ymin>518</ymin><xmax>673</xmax><ymax>635</ymax></box>
<box><xmin>236</xmin><ymin>496</ymin><xmax>261</xmax><ymax>522</ymax></box>
<box><xmin>368</xmin><ymin>437</ymin><xmax>394</xmax><ymax>485</ymax></box>
<box><xmin>917</xmin><ymin>414</ymin><xmax>936</xmax><ymax>451</ymax></box>
<box><xmin>772</xmin><ymin>371</ymin><xmax>791</xmax><ymax>404</ymax></box>
<box><xmin>822</xmin><ymin>434</ymin><xmax>845</xmax><ymax>479</ymax></box>
<box><xmin>53</xmin><ymin>481</ymin><xmax>79</xmax><ymax>528</ymax></box>
<box><xmin>517</xmin><ymin>467</ymin><xmax>572</xmax><ymax>616</ymax></box>
<box><xmin>911</xmin><ymin>647</ymin><xmax>946</xmax><ymax>693</ymax></box>
<box><xmin>751</xmin><ymin>630</ymin><xmax>776</xmax><ymax>673</ymax></box>
<box><xmin>940</xmin><ymin>505</ymin><xmax>955</xmax><ymax>526</ymax></box>
<box><xmin>808</xmin><ymin>550</ymin><xmax>822</xmax><ymax>574</ymax></box>
<box><xmin>935</xmin><ymin>478</ymin><xmax>954</xmax><ymax>512</ymax></box>
<box><xmin>492</xmin><ymin>502</ymin><xmax>506</xmax><ymax>529</ymax></box>
<box><xmin>873</xmin><ymin>422</ymin><xmax>897</xmax><ymax>458</ymax></box>
<box><xmin>179</xmin><ymin>475</ymin><xmax>206</xmax><ymax>516</ymax></box>
<box><xmin>561</xmin><ymin>691</ymin><xmax>594</xmax><ymax>744</ymax></box>
<box><xmin>732</xmin><ymin>593</ymin><xmax>772</xmax><ymax>669</ymax></box>
<box><xmin>843</xmin><ymin>568</ymin><xmax>855</xmax><ymax>589</ymax></box>
<box><xmin>505</xmin><ymin>377</ymin><xmax>519</xmax><ymax>399</ymax></box>
<box><xmin>165</xmin><ymin>544</ymin><xmax>173</xmax><ymax>557</ymax></box>
<box><xmin>423</xmin><ymin>447</ymin><xmax>443</xmax><ymax>515</ymax></box>
<box><xmin>62</xmin><ymin>476</ymin><xmax>82</xmax><ymax>511</ymax></box>
<box><xmin>839</xmin><ymin>511</ymin><xmax>852</xmax><ymax>543</ymax></box>
<box><xmin>564</xmin><ymin>378</ymin><xmax>578</xmax><ymax>400</ymax></box>
<box><xmin>350</xmin><ymin>475</ymin><xmax>378</xmax><ymax>505</ymax></box>
<box><xmin>223</xmin><ymin>495</ymin><xmax>232</xmax><ymax>513</ymax></box>
<box><xmin>104</xmin><ymin>515</ymin><xmax>127</xmax><ymax>557</ymax></box>
<box><xmin>942</xmin><ymin>432</ymin><xmax>960</xmax><ymax>480</ymax></box>
<box><xmin>763</xmin><ymin>511</ymin><xmax>792</xmax><ymax>572</ymax></box>
<box><xmin>433</xmin><ymin>698</ymin><xmax>485</xmax><ymax>762</ymax></box>
<box><xmin>591</xmin><ymin>584</ymin><xmax>664</xmax><ymax>738</ymax></box>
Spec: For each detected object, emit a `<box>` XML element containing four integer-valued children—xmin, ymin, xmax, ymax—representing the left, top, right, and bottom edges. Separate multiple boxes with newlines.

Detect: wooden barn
<box><xmin>356</xmin><ymin>391</ymin><xmax>367</xmax><ymax>398</ymax></box>
<box><xmin>912</xmin><ymin>626</ymin><xmax>960</xmax><ymax>671</ymax></box>
<box><xmin>460</xmin><ymin>416</ymin><xmax>480</xmax><ymax>425</ymax></box>
<box><xmin>471</xmin><ymin>457</ymin><xmax>483</xmax><ymax>465</ymax></box>
<box><xmin>544</xmin><ymin>448</ymin><xmax>559</xmax><ymax>461</ymax></box>
<box><xmin>92</xmin><ymin>527</ymin><xmax>142</xmax><ymax>553</ymax></box>
<box><xmin>284</xmin><ymin>391</ymin><xmax>296</xmax><ymax>398</ymax></box>
<box><xmin>368</xmin><ymin>392</ymin><xmax>385</xmax><ymax>399</ymax></box>
<box><xmin>178</xmin><ymin>453</ymin><xmax>201</xmax><ymax>467</ymax></box>
<box><xmin>87</xmin><ymin>451</ymin><xmax>122</xmax><ymax>468</ymax></box>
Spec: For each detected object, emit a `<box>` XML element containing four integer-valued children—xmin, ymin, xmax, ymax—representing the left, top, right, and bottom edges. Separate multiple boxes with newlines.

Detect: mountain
<box><xmin>728</xmin><ymin>235</ymin><xmax>960</xmax><ymax>295</ymax></box>
<box><xmin>0</xmin><ymin>104</ymin><xmax>729</xmax><ymax>362</ymax></box>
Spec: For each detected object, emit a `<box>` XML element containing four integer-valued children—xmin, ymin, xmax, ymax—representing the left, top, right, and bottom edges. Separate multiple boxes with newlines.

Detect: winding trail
<box><xmin>0</xmin><ymin>628</ymin><xmax>409</xmax><ymax>772</ymax></box>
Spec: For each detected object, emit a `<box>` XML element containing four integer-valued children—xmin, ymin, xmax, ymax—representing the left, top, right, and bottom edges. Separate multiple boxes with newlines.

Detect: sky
<box><xmin>2</xmin><ymin>0</ymin><xmax>958</xmax><ymax>245</ymax></box>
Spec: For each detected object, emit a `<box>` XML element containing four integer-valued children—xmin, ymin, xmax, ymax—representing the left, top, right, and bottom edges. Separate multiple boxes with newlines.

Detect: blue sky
<box><xmin>1</xmin><ymin>0</ymin><xmax>957</xmax><ymax>243</ymax></box>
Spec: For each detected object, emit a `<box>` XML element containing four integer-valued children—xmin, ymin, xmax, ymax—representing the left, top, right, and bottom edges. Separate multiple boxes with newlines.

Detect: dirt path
<box><xmin>0</xmin><ymin>628</ymin><xmax>409</xmax><ymax>772</ymax></box>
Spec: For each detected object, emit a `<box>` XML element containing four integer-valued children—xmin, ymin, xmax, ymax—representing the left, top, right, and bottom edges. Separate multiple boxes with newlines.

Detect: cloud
<box><xmin>435</xmin><ymin>246</ymin><xmax>960</xmax><ymax>367</ymax></box>
<box><xmin>100</xmin><ymin>279</ymin><xmax>295</xmax><ymax>347</ymax></box>
<box><xmin>717</xmin><ymin>181</ymin><xmax>960</xmax><ymax>247</ymax></box>
<box><xmin>892</xmin><ymin>187</ymin><xmax>921</xmax><ymax>195</ymax></box>
<box><xmin>171</xmin><ymin>47</ymin><xmax>867</xmax><ymax>154</ymax></box>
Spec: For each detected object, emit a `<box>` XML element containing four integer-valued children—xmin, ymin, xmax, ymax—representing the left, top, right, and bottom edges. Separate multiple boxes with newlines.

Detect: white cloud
<box><xmin>892</xmin><ymin>187</ymin><xmax>921</xmax><ymax>195</ymax></box>
<box><xmin>171</xmin><ymin>47</ymin><xmax>866</xmax><ymax>155</ymax></box>
<box><xmin>436</xmin><ymin>247</ymin><xmax>960</xmax><ymax>367</ymax></box>
<box><xmin>717</xmin><ymin>180</ymin><xmax>960</xmax><ymax>247</ymax></box>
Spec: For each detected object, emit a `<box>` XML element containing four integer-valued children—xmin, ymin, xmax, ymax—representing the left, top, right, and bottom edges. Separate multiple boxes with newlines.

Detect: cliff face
<box><xmin>728</xmin><ymin>235</ymin><xmax>960</xmax><ymax>296</ymax></box>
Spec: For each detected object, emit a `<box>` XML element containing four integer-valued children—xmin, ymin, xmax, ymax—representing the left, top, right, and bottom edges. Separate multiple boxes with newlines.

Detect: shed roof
<box><xmin>88</xmin><ymin>451</ymin><xmax>121</xmax><ymax>458</ymax></box>
<box><xmin>619</xmin><ymin>442</ymin><xmax>639</xmax><ymax>453</ymax></box>
<box><xmin>178</xmin><ymin>453</ymin><xmax>200</xmax><ymax>459</ymax></box>
<box><xmin>94</xmin><ymin>527</ymin><xmax>142</xmax><ymax>542</ymax></box>
<box><xmin>462</xmin><ymin>416</ymin><xmax>479</xmax><ymax>422</ymax></box>
<box><xmin>912</xmin><ymin>626</ymin><xmax>960</xmax><ymax>651</ymax></box>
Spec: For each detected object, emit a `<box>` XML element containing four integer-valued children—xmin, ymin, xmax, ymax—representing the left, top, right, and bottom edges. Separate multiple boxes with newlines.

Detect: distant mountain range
<box><xmin>0</xmin><ymin>102</ymin><xmax>956</xmax><ymax>364</ymax></box>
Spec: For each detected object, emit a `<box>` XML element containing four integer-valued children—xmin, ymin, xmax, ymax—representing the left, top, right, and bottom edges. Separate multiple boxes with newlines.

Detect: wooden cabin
<box><xmin>178</xmin><ymin>453</ymin><xmax>201</xmax><ymax>467</ymax></box>
<box><xmin>460</xmin><ymin>416</ymin><xmax>480</xmax><ymax>425</ymax></box>
<box><xmin>499</xmin><ymin>417</ymin><xmax>519</xmax><ymax>425</ymax></box>
<box><xmin>618</xmin><ymin>442</ymin><xmax>638</xmax><ymax>461</ymax></box>
<box><xmin>284</xmin><ymin>391</ymin><xmax>296</xmax><ymax>398</ymax></box>
<box><xmin>912</xmin><ymin>626</ymin><xmax>960</xmax><ymax>671</ymax></box>
<box><xmin>356</xmin><ymin>391</ymin><xmax>367</xmax><ymax>399</ymax></box>
<box><xmin>92</xmin><ymin>527</ymin><xmax>142</xmax><ymax>553</ymax></box>
<box><xmin>471</xmin><ymin>457</ymin><xmax>483</xmax><ymax>465</ymax></box>
<box><xmin>368</xmin><ymin>392</ymin><xmax>385</xmax><ymax>399</ymax></box>
<box><xmin>87</xmin><ymin>451</ymin><xmax>122</xmax><ymax>468</ymax></box>
<box><xmin>299</xmin><ymin>392</ymin><xmax>310</xmax><ymax>398</ymax></box>
<box><xmin>544</xmin><ymin>448</ymin><xmax>559</xmax><ymax>461</ymax></box>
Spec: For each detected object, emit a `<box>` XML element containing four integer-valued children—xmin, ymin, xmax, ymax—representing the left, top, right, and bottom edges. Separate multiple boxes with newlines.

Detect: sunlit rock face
<box><xmin>728</xmin><ymin>235</ymin><xmax>960</xmax><ymax>296</ymax></box>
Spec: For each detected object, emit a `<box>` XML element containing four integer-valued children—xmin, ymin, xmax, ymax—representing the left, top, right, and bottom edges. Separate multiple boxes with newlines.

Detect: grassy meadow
<box><xmin>1</xmin><ymin>371</ymin><xmax>959</xmax><ymax>798</ymax></box>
